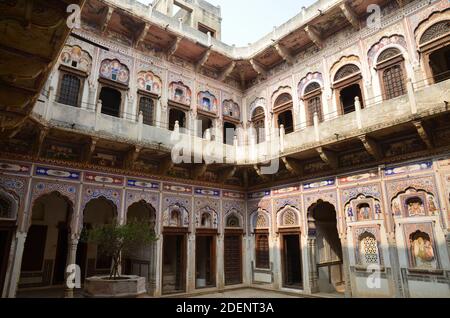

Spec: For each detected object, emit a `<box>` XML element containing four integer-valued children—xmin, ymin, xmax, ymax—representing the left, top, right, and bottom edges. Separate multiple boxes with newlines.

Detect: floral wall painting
<box><xmin>60</xmin><ymin>45</ymin><xmax>92</xmax><ymax>74</ymax></box>
<box><xmin>99</xmin><ymin>59</ymin><xmax>130</xmax><ymax>85</ymax></box>
<box><xmin>169</xmin><ymin>81</ymin><xmax>192</xmax><ymax>106</ymax></box>
<box><xmin>137</xmin><ymin>71</ymin><xmax>162</xmax><ymax>96</ymax></box>
<box><xmin>198</xmin><ymin>91</ymin><xmax>218</xmax><ymax>114</ymax></box>
<box><xmin>391</xmin><ymin>188</ymin><xmax>439</xmax><ymax>218</ymax></box>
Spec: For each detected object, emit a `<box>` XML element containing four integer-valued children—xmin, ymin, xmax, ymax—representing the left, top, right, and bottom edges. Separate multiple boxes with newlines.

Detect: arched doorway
<box><xmin>79</xmin><ymin>197</ymin><xmax>116</xmax><ymax>281</ymax></box>
<box><xmin>0</xmin><ymin>190</ymin><xmax>18</xmax><ymax>297</ymax></box>
<box><xmin>124</xmin><ymin>201</ymin><xmax>156</xmax><ymax>293</ymax></box>
<box><xmin>307</xmin><ymin>200</ymin><xmax>345</xmax><ymax>294</ymax></box>
<box><xmin>19</xmin><ymin>192</ymin><xmax>72</xmax><ymax>290</ymax></box>
<box><xmin>162</xmin><ymin>205</ymin><xmax>188</xmax><ymax>295</ymax></box>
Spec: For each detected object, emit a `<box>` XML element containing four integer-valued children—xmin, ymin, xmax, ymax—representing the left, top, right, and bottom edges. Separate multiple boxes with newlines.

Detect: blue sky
<box><xmin>137</xmin><ymin>0</ymin><xmax>316</xmax><ymax>46</ymax></box>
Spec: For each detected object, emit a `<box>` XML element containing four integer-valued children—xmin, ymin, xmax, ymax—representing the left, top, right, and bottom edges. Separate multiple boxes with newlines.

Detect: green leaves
<box><xmin>83</xmin><ymin>218</ymin><xmax>158</xmax><ymax>279</ymax></box>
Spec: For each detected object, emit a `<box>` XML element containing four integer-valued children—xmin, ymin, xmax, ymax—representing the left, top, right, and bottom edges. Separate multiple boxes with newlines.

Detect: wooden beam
<box><xmin>195</xmin><ymin>49</ymin><xmax>211</xmax><ymax>72</ymax></box>
<box><xmin>359</xmin><ymin>135</ymin><xmax>383</xmax><ymax>160</ymax></box>
<box><xmin>159</xmin><ymin>156</ymin><xmax>174</xmax><ymax>175</ymax></box>
<box><xmin>135</xmin><ymin>23</ymin><xmax>150</xmax><ymax>48</ymax></box>
<box><xmin>253</xmin><ymin>164</ymin><xmax>269</xmax><ymax>181</ymax></box>
<box><xmin>167</xmin><ymin>37</ymin><xmax>182</xmax><ymax>58</ymax></box>
<box><xmin>281</xmin><ymin>157</ymin><xmax>303</xmax><ymax>176</ymax></box>
<box><xmin>316</xmin><ymin>147</ymin><xmax>338</xmax><ymax>169</ymax></box>
<box><xmin>218</xmin><ymin>61</ymin><xmax>236</xmax><ymax>81</ymax></box>
<box><xmin>395</xmin><ymin>0</ymin><xmax>406</xmax><ymax>7</ymax></box>
<box><xmin>274</xmin><ymin>43</ymin><xmax>295</xmax><ymax>65</ymax></box>
<box><xmin>413</xmin><ymin>121</ymin><xmax>434</xmax><ymax>149</ymax></box>
<box><xmin>249</xmin><ymin>59</ymin><xmax>267</xmax><ymax>77</ymax></box>
<box><xmin>83</xmin><ymin>137</ymin><xmax>98</xmax><ymax>164</ymax></box>
<box><xmin>239</xmin><ymin>69</ymin><xmax>246</xmax><ymax>89</ymax></box>
<box><xmin>242</xmin><ymin>168</ymin><xmax>249</xmax><ymax>188</ymax></box>
<box><xmin>124</xmin><ymin>146</ymin><xmax>142</xmax><ymax>170</ymax></box>
<box><xmin>218</xmin><ymin>166</ymin><xmax>236</xmax><ymax>184</ymax></box>
<box><xmin>101</xmin><ymin>6</ymin><xmax>114</xmax><ymax>34</ymax></box>
<box><xmin>192</xmin><ymin>164</ymin><xmax>207</xmax><ymax>180</ymax></box>
<box><xmin>340</xmin><ymin>2</ymin><xmax>360</xmax><ymax>30</ymax></box>
<box><xmin>304</xmin><ymin>25</ymin><xmax>323</xmax><ymax>49</ymax></box>
<box><xmin>33</xmin><ymin>126</ymin><xmax>49</xmax><ymax>159</ymax></box>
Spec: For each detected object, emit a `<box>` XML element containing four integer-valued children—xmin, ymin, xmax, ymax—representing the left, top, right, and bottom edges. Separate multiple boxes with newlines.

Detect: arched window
<box><xmin>376</xmin><ymin>48</ymin><xmax>406</xmax><ymax>100</ymax></box>
<box><xmin>303</xmin><ymin>82</ymin><xmax>323</xmax><ymax>126</ymax></box>
<box><xmin>282</xmin><ymin>210</ymin><xmax>297</xmax><ymax>226</ymax></box>
<box><xmin>138</xmin><ymin>96</ymin><xmax>155</xmax><ymax>126</ymax></box>
<box><xmin>256</xmin><ymin>214</ymin><xmax>267</xmax><ymax>228</ymax></box>
<box><xmin>58</xmin><ymin>73</ymin><xmax>81</xmax><ymax>107</ymax></box>
<box><xmin>418</xmin><ymin>20</ymin><xmax>450</xmax><ymax>83</ymax></box>
<box><xmin>169</xmin><ymin>108</ymin><xmax>186</xmax><ymax>131</ymax></box>
<box><xmin>333</xmin><ymin>64</ymin><xmax>364</xmax><ymax>115</ymax></box>
<box><xmin>226</xmin><ymin>214</ymin><xmax>240</xmax><ymax>227</ymax></box>
<box><xmin>252</xmin><ymin>107</ymin><xmax>265</xmax><ymax>144</ymax></box>
<box><xmin>274</xmin><ymin>93</ymin><xmax>294</xmax><ymax>134</ymax></box>
<box><xmin>359</xmin><ymin>233</ymin><xmax>380</xmax><ymax>266</ymax></box>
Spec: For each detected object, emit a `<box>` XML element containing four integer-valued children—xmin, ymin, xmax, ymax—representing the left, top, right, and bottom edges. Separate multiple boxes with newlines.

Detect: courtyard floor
<box><xmin>16</xmin><ymin>286</ymin><xmax>343</xmax><ymax>298</ymax></box>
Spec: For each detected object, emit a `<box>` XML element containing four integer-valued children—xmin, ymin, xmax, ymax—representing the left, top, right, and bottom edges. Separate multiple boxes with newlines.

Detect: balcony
<box><xmin>32</xmin><ymin>78</ymin><xmax>450</xmax><ymax>166</ymax></box>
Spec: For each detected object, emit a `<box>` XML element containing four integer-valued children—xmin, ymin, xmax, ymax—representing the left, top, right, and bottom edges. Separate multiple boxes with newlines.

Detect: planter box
<box><xmin>84</xmin><ymin>275</ymin><xmax>146</xmax><ymax>298</ymax></box>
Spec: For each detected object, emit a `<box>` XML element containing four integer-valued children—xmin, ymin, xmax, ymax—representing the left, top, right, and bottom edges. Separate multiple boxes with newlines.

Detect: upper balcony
<box><xmin>32</xmin><ymin>77</ymin><xmax>450</xmax><ymax>169</ymax></box>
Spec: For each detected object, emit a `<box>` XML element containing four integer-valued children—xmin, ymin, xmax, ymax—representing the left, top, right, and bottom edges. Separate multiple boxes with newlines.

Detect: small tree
<box><xmin>82</xmin><ymin>219</ymin><xmax>157</xmax><ymax>280</ymax></box>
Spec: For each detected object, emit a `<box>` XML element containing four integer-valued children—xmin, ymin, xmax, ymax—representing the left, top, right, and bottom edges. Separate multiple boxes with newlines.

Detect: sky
<box><xmin>137</xmin><ymin>0</ymin><xmax>316</xmax><ymax>46</ymax></box>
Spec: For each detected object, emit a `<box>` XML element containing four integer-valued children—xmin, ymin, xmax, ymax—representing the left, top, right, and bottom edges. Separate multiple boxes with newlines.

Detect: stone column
<box><xmin>6</xmin><ymin>232</ymin><xmax>27</xmax><ymax>298</ymax></box>
<box><xmin>340</xmin><ymin>235</ymin><xmax>353</xmax><ymax>298</ymax></box>
<box><xmin>307</xmin><ymin>237</ymin><xmax>319</xmax><ymax>293</ymax></box>
<box><xmin>187</xmin><ymin>233</ymin><xmax>196</xmax><ymax>293</ymax></box>
<box><xmin>387</xmin><ymin>232</ymin><xmax>403</xmax><ymax>298</ymax></box>
<box><xmin>64</xmin><ymin>238</ymin><xmax>79</xmax><ymax>298</ymax></box>
<box><xmin>217</xmin><ymin>233</ymin><xmax>224</xmax><ymax>289</ymax></box>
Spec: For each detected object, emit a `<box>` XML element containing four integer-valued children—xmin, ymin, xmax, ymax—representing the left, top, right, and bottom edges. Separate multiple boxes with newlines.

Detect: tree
<box><xmin>82</xmin><ymin>219</ymin><xmax>157</xmax><ymax>280</ymax></box>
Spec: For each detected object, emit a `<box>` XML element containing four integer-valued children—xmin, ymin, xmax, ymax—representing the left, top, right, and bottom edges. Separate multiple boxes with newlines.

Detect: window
<box><xmin>277</xmin><ymin>110</ymin><xmax>294</xmax><ymax>134</ymax></box>
<box><xmin>252</xmin><ymin>107</ymin><xmax>265</xmax><ymax>144</ymax></box>
<box><xmin>333</xmin><ymin>64</ymin><xmax>364</xmax><ymax>115</ymax></box>
<box><xmin>376</xmin><ymin>48</ymin><xmax>406</xmax><ymax>100</ymax></box>
<box><xmin>303</xmin><ymin>82</ymin><xmax>323</xmax><ymax>126</ymax></box>
<box><xmin>274</xmin><ymin>93</ymin><xmax>294</xmax><ymax>133</ymax></box>
<box><xmin>138</xmin><ymin>96</ymin><xmax>155</xmax><ymax>126</ymax></box>
<box><xmin>223</xmin><ymin>122</ymin><xmax>236</xmax><ymax>145</ymax></box>
<box><xmin>226</xmin><ymin>215</ymin><xmax>240</xmax><ymax>227</ymax></box>
<box><xmin>359</xmin><ymin>233</ymin><xmax>379</xmax><ymax>266</ymax></box>
<box><xmin>58</xmin><ymin>73</ymin><xmax>81</xmax><ymax>107</ymax></box>
<box><xmin>99</xmin><ymin>86</ymin><xmax>122</xmax><ymax>117</ymax></box>
<box><xmin>282</xmin><ymin>210</ymin><xmax>297</xmax><ymax>226</ymax></box>
<box><xmin>169</xmin><ymin>108</ymin><xmax>186</xmax><ymax>131</ymax></box>
<box><xmin>198</xmin><ymin>22</ymin><xmax>216</xmax><ymax>38</ymax></box>
<box><xmin>255</xmin><ymin>233</ymin><xmax>270</xmax><ymax>269</ymax></box>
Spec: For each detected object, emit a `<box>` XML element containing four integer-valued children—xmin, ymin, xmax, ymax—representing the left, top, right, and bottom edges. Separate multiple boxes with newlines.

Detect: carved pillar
<box><xmin>307</xmin><ymin>237</ymin><xmax>319</xmax><ymax>293</ymax></box>
<box><xmin>340</xmin><ymin>235</ymin><xmax>353</xmax><ymax>298</ymax></box>
<box><xmin>64</xmin><ymin>238</ymin><xmax>79</xmax><ymax>298</ymax></box>
<box><xmin>387</xmin><ymin>232</ymin><xmax>404</xmax><ymax>298</ymax></box>
<box><xmin>6</xmin><ymin>232</ymin><xmax>27</xmax><ymax>298</ymax></box>
<box><xmin>217</xmin><ymin>233</ymin><xmax>225</xmax><ymax>289</ymax></box>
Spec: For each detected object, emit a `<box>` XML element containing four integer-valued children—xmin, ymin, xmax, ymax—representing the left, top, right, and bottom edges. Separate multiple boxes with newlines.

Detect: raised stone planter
<box><xmin>84</xmin><ymin>275</ymin><xmax>146</xmax><ymax>298</ymax></box>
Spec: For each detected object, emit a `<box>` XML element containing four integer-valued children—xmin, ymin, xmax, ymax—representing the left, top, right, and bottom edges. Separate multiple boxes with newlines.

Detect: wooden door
<box><xmin>224</xmin><ymin>234</ymin><xmax>242</xmax><ymax>285</ymax></box>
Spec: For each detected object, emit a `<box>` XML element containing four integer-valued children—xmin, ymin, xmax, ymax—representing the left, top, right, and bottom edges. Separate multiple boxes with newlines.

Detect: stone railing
<box><xmin>33</xmin><ymin>78</ymin><xmax>450</xmax><ymax>165</ymax></box>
